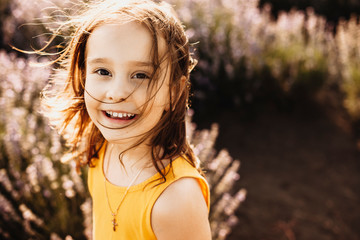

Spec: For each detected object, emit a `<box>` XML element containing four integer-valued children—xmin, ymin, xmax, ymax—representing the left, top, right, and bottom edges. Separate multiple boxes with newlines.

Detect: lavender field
<box><xmin>1</xmin><ymin>0</ymin><xmax>360</xmax><ymax>239</ymax></box>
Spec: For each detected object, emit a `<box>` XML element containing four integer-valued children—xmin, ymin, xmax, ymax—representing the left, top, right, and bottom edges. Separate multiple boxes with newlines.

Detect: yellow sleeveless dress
<box><xmin>87</xmin><ymin>145</ymin><xmax>210</xmax><ymax>240</ymax></box>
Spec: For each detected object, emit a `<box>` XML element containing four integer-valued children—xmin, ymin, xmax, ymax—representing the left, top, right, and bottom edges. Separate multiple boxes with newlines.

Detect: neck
<box><xmin>107</xmin><ymin>141</ymin><xmax>153</xmax><ymax>170</ymax></box>
<box><xmin>104</xmin><ymin>141</ymin><xmax>161</xmax><ymax>187</ymax></box>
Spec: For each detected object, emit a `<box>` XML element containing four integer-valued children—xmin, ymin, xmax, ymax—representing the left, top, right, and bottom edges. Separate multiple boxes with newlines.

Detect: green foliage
<box><xmin>336</xmin><ymin>16</ymin><xmax>360</xmax><ymax>120</ymax></box>
<box><xmin>171</xmin><ymin>0</ymin><xmax>337</xmax><ymax>114</ymax></box>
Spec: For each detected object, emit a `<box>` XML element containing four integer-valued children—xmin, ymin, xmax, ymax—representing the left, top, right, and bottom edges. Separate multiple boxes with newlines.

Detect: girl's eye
<box><xmin>132</xmin><ymin>73</ymin><xmax>150</xmax><ymax>79</ymax></box>
<box><xmin>95</xmin><ymin>69</ymin><xmax>111</xmax><ymax>76</ymax></box>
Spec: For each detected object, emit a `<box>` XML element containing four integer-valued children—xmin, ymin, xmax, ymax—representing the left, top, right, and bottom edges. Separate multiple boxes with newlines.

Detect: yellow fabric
<box><xmin>87</xmin><ymin>145</ymin><xmax>210</xmax><ymax>240</ymax></box>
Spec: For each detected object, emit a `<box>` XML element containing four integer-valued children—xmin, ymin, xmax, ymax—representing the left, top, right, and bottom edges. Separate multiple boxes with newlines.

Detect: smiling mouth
<box><xmin>104</xmin><ymin>111</ymin><xmax>137</xmax><ymax>120</ymax></box>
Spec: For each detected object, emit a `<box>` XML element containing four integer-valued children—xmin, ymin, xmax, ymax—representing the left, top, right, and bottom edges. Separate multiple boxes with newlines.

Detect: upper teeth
<box><xmin>106</xmin><ymin>111</ymin><xmax>135</xmax><ymax>118</ymax></box>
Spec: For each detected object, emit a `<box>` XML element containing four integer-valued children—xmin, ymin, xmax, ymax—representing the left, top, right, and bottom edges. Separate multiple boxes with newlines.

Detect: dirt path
<box><xmin>206</xmin><ymin>106</ymin><xmax>360</xmax><ymax>240</ymax></box>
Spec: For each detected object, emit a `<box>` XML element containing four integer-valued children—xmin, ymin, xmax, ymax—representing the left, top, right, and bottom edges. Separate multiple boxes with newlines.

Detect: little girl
<box><xmin>41</xmin><ymin>0</ymin><xmax>211</xmax><ymax>239</ymax></box>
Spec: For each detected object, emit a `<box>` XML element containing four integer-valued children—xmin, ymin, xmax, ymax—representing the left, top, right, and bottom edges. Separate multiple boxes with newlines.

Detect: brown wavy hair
<box><xmin>40</xmin><ymin>0</ymin><xmax>200</xmax><ymax>180</ymax></box>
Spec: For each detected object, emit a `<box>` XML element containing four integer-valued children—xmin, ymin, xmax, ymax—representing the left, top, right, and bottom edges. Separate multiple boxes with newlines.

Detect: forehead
<box><xmin>85</xmin><ymin>21</ymin><xmax>166</xmax><ymax>64</ymax></box>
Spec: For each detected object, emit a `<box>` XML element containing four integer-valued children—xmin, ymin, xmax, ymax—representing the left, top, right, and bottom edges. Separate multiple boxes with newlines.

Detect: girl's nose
<box><xmin>105</xmin><ymin>78</ymin><xmax>132</xmax><ymax>102</ymax></box>
<box><xmin>106</xmin><ymin>91</ymin><xmax>125</xmax><ymax>102</ymax></box>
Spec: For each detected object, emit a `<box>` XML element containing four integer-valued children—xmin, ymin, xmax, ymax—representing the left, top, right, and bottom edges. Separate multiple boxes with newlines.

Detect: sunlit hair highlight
<box><xmin>41</xmin><ymin>0</ymin><xmax>199</xmax><ymax>180</ymax></box>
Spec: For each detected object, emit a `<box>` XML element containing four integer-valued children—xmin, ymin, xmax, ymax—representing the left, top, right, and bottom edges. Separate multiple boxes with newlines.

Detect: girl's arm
<box><xmin>152</xmin><ymin>177</ymin><xmax>212</xmax><ymax>240</ymax></box>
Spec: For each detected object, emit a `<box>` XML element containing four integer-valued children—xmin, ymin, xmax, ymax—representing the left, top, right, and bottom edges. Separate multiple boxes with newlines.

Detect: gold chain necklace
<box><xmin>104</xmin><ymin>145</ymin><xmax>145</xmax><ymax>232</ymax></box>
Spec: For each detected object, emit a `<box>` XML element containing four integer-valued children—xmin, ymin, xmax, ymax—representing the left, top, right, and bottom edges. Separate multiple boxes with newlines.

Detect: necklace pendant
<box><xmin>112</xmin><ymin>217</ymin><xmax>118</xmax><ymax>232</ymax></box>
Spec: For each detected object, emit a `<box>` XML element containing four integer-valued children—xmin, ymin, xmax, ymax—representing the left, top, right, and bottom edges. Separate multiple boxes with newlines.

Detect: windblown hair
<box><xmin>41</xmin><ymin>0</ymin><xmax>200</xmax><ymax>180</ymax></box>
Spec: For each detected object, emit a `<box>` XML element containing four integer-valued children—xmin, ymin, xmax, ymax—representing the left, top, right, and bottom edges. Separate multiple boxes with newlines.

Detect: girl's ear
<box><xmin>168</xmin><ymin>75</ymin><xmax>187</xmax><ymax>112</ymax></box>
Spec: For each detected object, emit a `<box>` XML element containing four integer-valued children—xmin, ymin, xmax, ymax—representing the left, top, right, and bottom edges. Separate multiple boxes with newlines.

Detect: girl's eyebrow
<box><xmin>87</xmin><ymin>58</ymin><xmax>152</xmax><ymax>67</ymax></box>
<box><xmin>87</xmin><ymin>57</ymin><xmax>111</xmax><ymax>65</ymax></box>
<box><xmin>127</xmin><ymin>60</ymin><xmax>153</xmax><ymax>68</ymax></box>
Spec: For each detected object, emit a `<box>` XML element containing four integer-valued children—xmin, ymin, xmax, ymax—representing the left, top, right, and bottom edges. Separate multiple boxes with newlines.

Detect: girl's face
<box><xmin>84</xmin><ymin>21</ymin><xmax>170</xmax><ymax>145</ymax></box>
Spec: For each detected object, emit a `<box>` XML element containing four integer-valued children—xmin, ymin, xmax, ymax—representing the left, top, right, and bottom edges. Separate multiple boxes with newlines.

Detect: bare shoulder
<box><xmin>151</xmin><ymin>177</ymin><xmax>211</xmax><ymax>240</ymax></box>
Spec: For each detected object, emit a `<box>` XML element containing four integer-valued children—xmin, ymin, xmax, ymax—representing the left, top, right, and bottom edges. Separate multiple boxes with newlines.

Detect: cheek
<box><xmin>156</xmin><ymin>86</ymin><xmax>170</xmax><ymax>109</ymax></box>
<box><xmin>150</xmin><ymin>80</ymin><xmax>170</xmax><ymax>106</ymax></box>
<box><xmin>143</xmin><ymin>92</ymin><xmax>168</xmax><ymax>114</ymax></box>
<box><xmin>84</xmin><ymin>77</ymin><xmax>99</xmax><ymax>96</ymax></box>
<box><xmin>84</xmin><ymin>92</ymin><xmax>98</xmax><ymax>118</ymax></box>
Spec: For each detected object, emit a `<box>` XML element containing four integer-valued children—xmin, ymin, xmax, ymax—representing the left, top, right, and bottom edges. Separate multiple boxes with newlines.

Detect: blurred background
<box><xmin>1</xmin><ymin>0</ymin><xmax>360</xmax><ymax>239</ymax></box>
